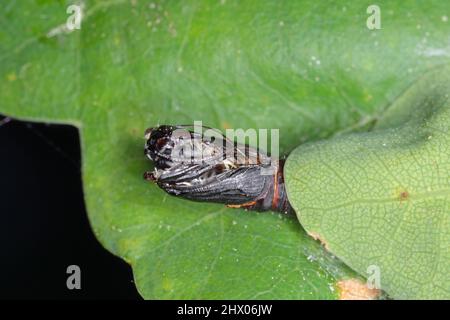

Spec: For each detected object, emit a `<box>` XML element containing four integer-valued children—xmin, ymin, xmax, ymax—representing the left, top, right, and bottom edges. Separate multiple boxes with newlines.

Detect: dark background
<box><xmin>0</xmin><ymin>115</ymin><xmax>141</xmax><ymax>299</ymax></box>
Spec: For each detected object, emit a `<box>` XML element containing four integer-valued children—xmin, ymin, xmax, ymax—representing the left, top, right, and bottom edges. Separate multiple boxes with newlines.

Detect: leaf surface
<box><xmin>285</xmin><ymin>66</ymin><xmax>450</xmax><ymax>299</ymax></box>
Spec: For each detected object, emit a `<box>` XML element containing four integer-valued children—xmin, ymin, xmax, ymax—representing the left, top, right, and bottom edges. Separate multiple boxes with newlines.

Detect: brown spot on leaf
<box><xmin>398</xmin><ymin>190</ymin><xmax>409</xmax><ymax>201</ymax></box>
<box><xmin>307</xmin><ymin>231</ymin><xmax>330</xmax><ymax>251</ymax></box>
<box><xmin>337</xmin><ymin>278</ymin><xmax>381</xmax><ymax>300</ymax></box>
<box><xmin>221</xmin><ymin>121</ymin><xmax>231</xmax><ymax>129</ymax></box>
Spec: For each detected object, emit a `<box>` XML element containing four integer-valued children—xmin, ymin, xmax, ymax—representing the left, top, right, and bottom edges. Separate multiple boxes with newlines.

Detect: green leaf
<box><xmin>285</xmin><ymin>65</ymin><xmax>450</xmax><ymax>299</ymax></box>
<box><xmin>1</xmin><ymin>0</ymin><xmax>449</xmax><ymax>299</ymax></box>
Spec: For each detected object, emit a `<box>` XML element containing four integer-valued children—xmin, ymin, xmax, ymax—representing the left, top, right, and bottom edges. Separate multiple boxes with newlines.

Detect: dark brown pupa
<box><xmin>144</xmin><ymin>125</ymin><xmax>293</xmax><ymax>214</ymax></box>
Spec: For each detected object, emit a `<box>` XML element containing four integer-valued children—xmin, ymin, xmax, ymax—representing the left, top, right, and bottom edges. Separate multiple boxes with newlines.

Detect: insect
<box><xmin>144</xmin><ymin>125</ymin><xmax>293</xmax><ymax>214</ymax></box>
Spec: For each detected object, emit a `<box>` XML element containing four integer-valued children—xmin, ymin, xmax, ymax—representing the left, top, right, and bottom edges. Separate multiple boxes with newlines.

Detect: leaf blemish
<box><xmin>307</xmin><ymin>231</ymin><xmax>330</xmax><ymax>251</ymax></box>
<box><xmin>398</xmin><ymin>189</ymin><xmax>409</xmax><ymax>201</ymax></box>
<box><xmin>337</xmin><ymin>278</ymin><xmax>381</xmax><ymax>300</ymax></box>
